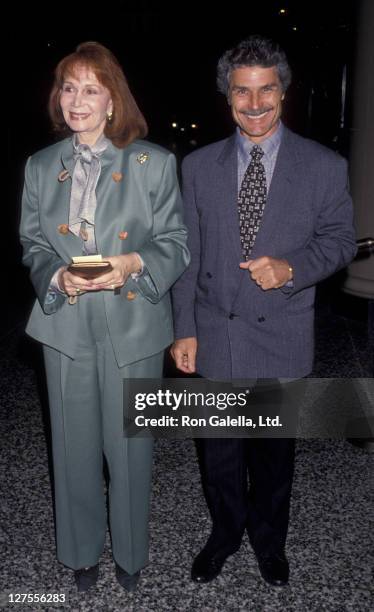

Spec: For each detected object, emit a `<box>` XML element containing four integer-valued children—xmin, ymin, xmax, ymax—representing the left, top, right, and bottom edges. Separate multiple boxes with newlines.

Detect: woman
<box><xmin>20</xmin><ymin>41</ymin><xmax>189</xmax><ymax>592</ymax></box>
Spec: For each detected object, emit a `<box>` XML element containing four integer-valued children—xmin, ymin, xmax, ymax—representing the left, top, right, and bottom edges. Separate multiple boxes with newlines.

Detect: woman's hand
<box><xmin>58</xmin><ymin>266</ymin><xmax>95</xmax><ymax>296</ymax></box>
<box><xmin>58</xmin><ymin>253</ymin><xmax>142</xmax><ymax>296</ymax></box>
<box><xmin>88</xmin><ymin>253</ymin><xmax>143</xmax><ymax>291</ymax></box>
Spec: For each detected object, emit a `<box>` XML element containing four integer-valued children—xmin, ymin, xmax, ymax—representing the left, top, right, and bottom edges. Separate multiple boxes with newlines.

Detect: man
<box><xmin>171</xmin><ymin>35</ymin><xmax>357</xmax><ymax>587</ymax></box>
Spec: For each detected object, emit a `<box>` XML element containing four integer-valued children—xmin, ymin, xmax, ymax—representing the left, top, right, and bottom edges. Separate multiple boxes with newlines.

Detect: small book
<box><xmin>67</xmin><ymin>255</ymin><xmax>113</xmax><ymax>279</ymax></box>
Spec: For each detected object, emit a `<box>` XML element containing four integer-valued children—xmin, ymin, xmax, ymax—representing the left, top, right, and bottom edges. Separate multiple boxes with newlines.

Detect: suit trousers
<box><xmin>43</xmin><ymin>291</ymin><xmax>163</xmax><ymax>573</ymax></box>
<box><xmin>195</xmin><ymin>379</ymin><xmax>297</xmax><ymax>558</ymax></box>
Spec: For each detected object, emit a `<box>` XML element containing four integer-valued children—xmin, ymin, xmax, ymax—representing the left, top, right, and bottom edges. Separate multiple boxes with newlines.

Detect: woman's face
<box><xmin>59</xmin><ymin>64</ymin><xmax>113</xmax><ymax>146</ymax></box>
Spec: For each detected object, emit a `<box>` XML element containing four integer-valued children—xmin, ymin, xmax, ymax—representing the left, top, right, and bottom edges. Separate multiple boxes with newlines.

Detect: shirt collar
<box><xmin>236</xmin><ymin>121</ymin><xmax>283</xmax><ymax>162</ymax></box>
<box><xmin>72</xmin><ymin>132</ymin><xmax>110</xmax><ymax>155</ymax></box>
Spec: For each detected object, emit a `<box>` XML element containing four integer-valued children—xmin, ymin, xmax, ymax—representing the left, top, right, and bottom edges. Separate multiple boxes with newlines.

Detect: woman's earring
<box><xmin>107</xmin><ymin>111</ymin><xmax>113</xmax><ymax>123</ymax></box>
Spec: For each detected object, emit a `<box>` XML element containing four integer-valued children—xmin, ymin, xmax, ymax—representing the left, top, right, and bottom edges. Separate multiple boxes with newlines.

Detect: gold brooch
<box><xmin>58</xmin><ymin>224</ymin><xmax>69</xmax><ymax>235</ymax></box>
<box><xmin>112</xmin><ymin>172</ymin><xmax>123</xmax><ymax>182</ymax></box>
<box><xmin>136</xmin><ymin>153</ymin><xmax>149</xmax><ymax>164</ymax></box>
<box><xmin>58</xmin><ymin>169</ymin><xmax>70</xmax><ymax>182</ymax></box>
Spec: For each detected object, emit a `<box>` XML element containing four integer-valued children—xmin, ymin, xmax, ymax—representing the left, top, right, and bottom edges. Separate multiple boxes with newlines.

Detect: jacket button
<box><xmin>258</xmin><ymin>316</ymin><xmax>266</xmax><ymax>322</ymax></box>
<box><xmin>58</xmin><ymin>169</ymin><xmax>70</xmax><ymax>182</ymax></box>
<box><xmin>206</xmin><ymin>272</ymin><xmax>212</xmax><ymax>278</ymax></box>
<box><xmin>229</xmin><ymin>313</ymin><xmax>236</xmax><ymax>320</ymax></box>
<box><xmin>58</xmin><ymin>224</ymin><xmax>69</xmax><ymax>235</ymax></box>
<box><xmin>112</xmin><ymin>172</ymin><xmax>123</xmax><ymax>182</ymax></box>
<box><xmin>118</xmin><ymin>231</ymin><xmax>128</xmax><ymax>240</ymax></box>
<box><xmin>126</xmin><ymin>290</ymin><xmax>137</xmax><ymax>300</ymax></box>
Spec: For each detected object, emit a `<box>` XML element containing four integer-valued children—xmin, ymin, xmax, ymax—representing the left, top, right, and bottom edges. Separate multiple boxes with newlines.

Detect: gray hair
<box><xmin>217</xmin><ymin>35</ymin><xmax>292</xmax><ymax>98</ymax></box>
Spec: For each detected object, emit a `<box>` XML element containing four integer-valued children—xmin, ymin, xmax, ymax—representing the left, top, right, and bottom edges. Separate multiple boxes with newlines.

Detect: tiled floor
<box><xmin>0</xmin><ymin>290</ymin><xmax>373</xmax><ymax>611</ymax></box>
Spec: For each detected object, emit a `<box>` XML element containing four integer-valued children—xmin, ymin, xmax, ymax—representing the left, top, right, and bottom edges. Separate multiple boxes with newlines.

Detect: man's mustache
<box><xmin>241</xmin><ymin>107</ymin><xmax>273</xmax><ymax>117</ymax></box>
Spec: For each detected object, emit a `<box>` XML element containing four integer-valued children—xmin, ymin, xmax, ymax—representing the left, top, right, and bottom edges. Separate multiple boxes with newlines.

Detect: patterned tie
<box><xmin>238</xmin><ymin>145</ymin><xmax>267</xmax><ymax>260</ymax></box>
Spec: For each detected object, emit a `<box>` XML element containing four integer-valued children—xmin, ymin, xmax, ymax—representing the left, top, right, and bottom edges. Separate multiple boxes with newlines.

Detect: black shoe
<box><xmin>74</xmin><ymin>564</ymin><xmax>99</xmax><ymax>592</ymax></box>
<box><xmin>191</xmin><ymin>548</ymin><xmax>229</xmax><ymax>583</ymax></box>
<box><xmin>257</xmin><ymin>552</ymin><xmax>289</xmax><ymax>587</ymax></box>
<box><xmin>115</xmin><ymin>563</ymin><xmax>141</xmax><ymax>592</ymax></box>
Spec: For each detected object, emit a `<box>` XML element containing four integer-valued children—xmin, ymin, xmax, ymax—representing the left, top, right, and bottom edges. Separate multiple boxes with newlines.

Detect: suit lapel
<box><xmin>215</xmin><ymin>135</ymin><xmax>243</xmax><ymax>266</ymax></box>
<box><xmin>225</xmin><ymin>127</ymin><xmax>302</xmax><ymax>310</ymax></box>
<box><xmin>43</xmin><ymin>139</ymin><xmax>82</xmax><ymax>258</ymax></box>
<box><xmin>212</xmin><ymin>128</ymin><xmax>302</xmax><ymax>265</ymax></box>
<box><xmin>60</xmin><ymin>138</ymin><xmax>75</xmax><ymax>177</ymax></box>
<box><xmin>94</xmin><ymin>144</ymin><xmax>131</xmax><ymax>254</ymax></box>
<box><xmin>249</xmin><ymin>127</ymin><xmax>302</xmax><ymax>257</ymax></box>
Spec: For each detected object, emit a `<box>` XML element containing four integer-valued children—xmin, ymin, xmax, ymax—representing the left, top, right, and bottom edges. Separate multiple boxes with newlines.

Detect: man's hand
<box><xmin>239</xmin><ymin>256</ymin><xmax>293</xmax><ymax>290</ymax></box>
<box><xmin>170</xmin><ymin>337</ymin><xmax>197</xmax><ymax>373</ymax></box>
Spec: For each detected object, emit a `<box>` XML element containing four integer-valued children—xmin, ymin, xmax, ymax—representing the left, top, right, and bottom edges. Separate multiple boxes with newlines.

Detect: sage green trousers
<box><xmin>43</xmin><ymin>292</ymin><xmax>163</xmax><ymax>574</ymax></box>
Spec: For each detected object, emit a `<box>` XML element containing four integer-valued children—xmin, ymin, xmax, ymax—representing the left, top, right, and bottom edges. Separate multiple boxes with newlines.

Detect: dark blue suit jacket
<box><xmin>172</xmin><ymin>127</ymin><xmax>357</xmax><ymax>378</ymax></box>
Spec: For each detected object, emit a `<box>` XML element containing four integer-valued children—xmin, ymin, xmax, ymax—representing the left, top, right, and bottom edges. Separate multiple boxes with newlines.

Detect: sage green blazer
<box><xmin>20</xmin><ymin>137</ymin><xmax>190</xmax><ymax>366</ymax></box>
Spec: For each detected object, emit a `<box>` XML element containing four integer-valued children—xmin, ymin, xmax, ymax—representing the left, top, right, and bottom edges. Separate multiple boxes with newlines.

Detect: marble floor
<box><xmin>0</xmin><ymin>290</ymin><xmax>373</xmax><ymax>611</ymax></box>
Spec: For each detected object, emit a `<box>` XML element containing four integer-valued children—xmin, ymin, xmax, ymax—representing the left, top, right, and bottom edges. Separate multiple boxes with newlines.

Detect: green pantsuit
<box><xmin>43</xmin><ymin>292</ymin><xmax>163</xmax><ymax>573</ymax></box>
<box><xmin>20</xmin><ymin>137</ymin><xmax>189</xmax><ymax>573</ymax></box>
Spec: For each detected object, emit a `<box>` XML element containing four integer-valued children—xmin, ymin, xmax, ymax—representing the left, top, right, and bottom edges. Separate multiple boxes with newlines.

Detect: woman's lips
<box><xmin>69</xmin><ymin>112</ymin><xmax>90</xmax><ymax>120</ymax></box>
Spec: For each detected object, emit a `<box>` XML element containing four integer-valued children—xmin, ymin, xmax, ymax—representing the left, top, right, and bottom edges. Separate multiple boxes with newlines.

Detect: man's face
<box><xmin>228</xmin><ymin>65</ymin><xmax>284</xmax><ymax>143</ymax></box>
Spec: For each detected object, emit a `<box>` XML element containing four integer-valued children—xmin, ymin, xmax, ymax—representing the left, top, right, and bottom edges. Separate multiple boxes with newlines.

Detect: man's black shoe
<box><xmin>115</xmin><ymin>563</ymin><xmax>141</xmax><ymax>592</ymax></box>
<box><xmin>191</xmin><ymin>548</ymin><xmax>229</xmax><ymax>583</ymax></box>
<box><xmin>257</xmin><ymin>552</ymin><xmax>289</xmax><ymax>586</ymax></box>
<box><xmin>74</xmin><ymin>564</ymin><xmax>99</xmax><ymax>592</ymax></box>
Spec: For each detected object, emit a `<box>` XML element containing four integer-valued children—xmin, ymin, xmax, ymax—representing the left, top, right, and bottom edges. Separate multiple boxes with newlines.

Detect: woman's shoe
<box><xmin>115</xmin><ymin>563</ymin><xmax>140</xmax><ymax>592</ymax></box>
<box><xmin>74</xmin><ymin>564</ymin><xmax>99</xmax><ymax>592</ymax></box>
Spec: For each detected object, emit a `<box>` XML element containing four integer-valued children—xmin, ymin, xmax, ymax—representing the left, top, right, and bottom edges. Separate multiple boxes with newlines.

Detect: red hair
<box><xmin>48</xmin><ymin>41</ymin><xmax>148</xmax><ymax>147</ymax></box>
